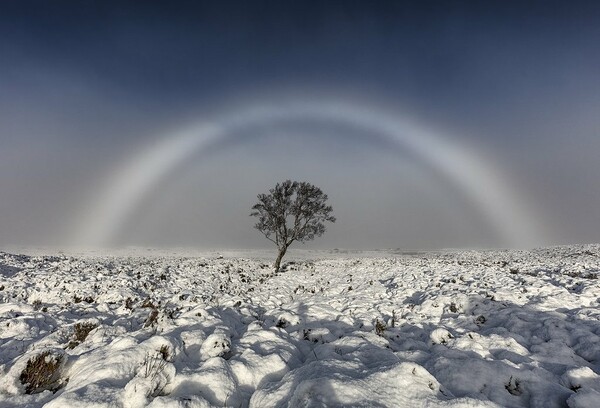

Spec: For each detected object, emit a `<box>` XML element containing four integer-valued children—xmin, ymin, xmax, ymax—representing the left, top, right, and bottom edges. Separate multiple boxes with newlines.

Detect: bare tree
<box><xmin>251</xmin><ymin>180</ymin><xmax>335</xmax><ymax>271</ymax></box>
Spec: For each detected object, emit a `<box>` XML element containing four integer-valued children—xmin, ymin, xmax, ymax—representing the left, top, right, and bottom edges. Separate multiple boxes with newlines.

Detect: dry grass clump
<box><xmin>19</xmin><ymin>351</ymin><xmax>65</xmax><ymax>394</ymax></box>
<box><xmin>375</xmin><ymin>319</ymin><xmax>387</xmax><ymax>337</ymax></box>
<box><xmin>141</xmin><ymin>298</ymin><xmax>157</xmax><ymax>308</ymax></box>
<box><xmin>142</xmin><ymin>352</ymin><xmax>168</xmax><ymax>378</ymax></box>
<box><xmin>158</xmin><ymin>344</ymin><xmax>171</xmax><ymax>362</ymax></box>
<box><xmin>144</xmin><ymin>308</ymin><xmax>159</xmax><ymax>328</ymax></box>
<box><xmin>67</xmin><ymin>322</ymin><xmax>98</xmax><ymax>349</ymax></box>
<box><xmin>137</xmin><ymin>346</ymin><xmax>173</xmax><ymax>397</ymax></box>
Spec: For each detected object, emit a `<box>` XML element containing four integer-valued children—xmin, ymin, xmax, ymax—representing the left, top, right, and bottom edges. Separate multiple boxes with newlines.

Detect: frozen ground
<box><xmin>1</xmin><ymin>245</ymin><xmax>600</xmax><ymax>407</ymax></box>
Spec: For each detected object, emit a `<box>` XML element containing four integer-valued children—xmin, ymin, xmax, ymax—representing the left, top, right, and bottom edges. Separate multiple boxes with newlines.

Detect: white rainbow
<box><xmin>74</xmin><ymin>99</ymin><xmax>542</xmax><ymax>248</ymax></box>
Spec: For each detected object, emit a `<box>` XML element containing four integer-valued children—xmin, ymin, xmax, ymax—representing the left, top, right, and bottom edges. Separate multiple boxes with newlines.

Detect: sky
<box><xmin>0</xmin><ymin>0</ymin><xmax>599</xmax><ymax>250</ymax></box>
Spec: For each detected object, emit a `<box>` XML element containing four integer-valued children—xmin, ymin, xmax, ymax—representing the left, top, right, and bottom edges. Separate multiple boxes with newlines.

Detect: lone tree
<box><xmin>251</xmin><ymin>180</ymin><xmax>335</xmax><ymax>271</ymax></box>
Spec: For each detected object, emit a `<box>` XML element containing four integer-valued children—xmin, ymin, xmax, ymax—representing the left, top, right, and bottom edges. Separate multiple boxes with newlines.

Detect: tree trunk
<box><xmin>274</xmin><ymin>246</ymin><xmax>287</xmax><ymax>272</ymax></box>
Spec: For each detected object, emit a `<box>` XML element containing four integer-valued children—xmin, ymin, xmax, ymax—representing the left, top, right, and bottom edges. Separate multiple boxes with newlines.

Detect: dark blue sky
<box><xmin>3</xmin><ymin>1</ymin><xmax>598</xmax><ymax>120</ymax></box>
<box><xmin>1</xmin><ymin>1</ymin><xmax>599</xmax><ymax>248</ymax></box>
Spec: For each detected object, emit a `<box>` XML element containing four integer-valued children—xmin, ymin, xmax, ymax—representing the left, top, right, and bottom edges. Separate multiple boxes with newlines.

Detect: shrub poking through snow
<box><xmin>19</xmin><ymin>351</ymin><xmax>65</xmax><ymax>394</ymax></box>
<box><xmin>142</xmin><ymin>350</ymin><xmax>168</xmax><ymax>379</ymax></box>
<box><xmin>141</xmin><ymin>298</ymin><xmax>157</xmax><ymax>308</ymax></box>
<box><xmin>144</xmin><ymin>308</ymin><xmax>159</xmax><ymax>328</ymax></box>
<box><xmin>158</xmin><ymin>344</ymin><xmax>171</xmax><ymax>362</ymax></box>
<box><xmin>67</xmin><ymin>321</ymin><xmax>98</xmax><ymax>349</ymax></box>
<box><xmin>32</xmin><ymin>299</ymin><xmax>42</xmax><ymax>310</ymax></box>
<box><xmin>375</xmin><ymin>319</ymin><xmax>387</xmax><ymax>336</ymax></box>
<box><xmin>505</xmin><ymin>376</ymin><xmax>523</xmax><ymax>396</ymax></box>
<box><xmin>123</xmin><ymin>347</ymin><xmax>176</xmax><ymax>408</ymax></box>
<box><xmin>125</xmin><ymin>297</ymin><xmax>135</xmax><ymax>310</ymax></box>
<box><xmin>200</xmin><ymin>332</ymin><xmax>231</xmax><ymax>359</ymax></box>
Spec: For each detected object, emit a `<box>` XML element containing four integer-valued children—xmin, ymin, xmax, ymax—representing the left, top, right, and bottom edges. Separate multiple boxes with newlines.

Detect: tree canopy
<box><xmin>251</xmin><ymin>180</ymin><xmax>335</xmax><ymax>270</ymax></box>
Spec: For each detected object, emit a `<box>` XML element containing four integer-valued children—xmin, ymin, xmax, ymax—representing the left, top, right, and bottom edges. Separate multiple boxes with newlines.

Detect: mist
<box><xmin>1</xmin><ymin>1</ymin><xmax>599</xmax><ymax>250</ymax></box>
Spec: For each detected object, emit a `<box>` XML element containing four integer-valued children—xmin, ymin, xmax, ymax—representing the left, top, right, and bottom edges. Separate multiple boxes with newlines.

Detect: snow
<box><xmin>1</xmin><ymin>245</ymin><xmax>600</xmax><ymax>407</ymax></box>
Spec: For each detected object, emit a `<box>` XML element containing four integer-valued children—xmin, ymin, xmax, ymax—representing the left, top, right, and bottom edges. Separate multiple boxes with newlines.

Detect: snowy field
<box><xmin>1</xmin><ymin>245</ymin><xmax>600</xmax><ymax>407</ymax></box>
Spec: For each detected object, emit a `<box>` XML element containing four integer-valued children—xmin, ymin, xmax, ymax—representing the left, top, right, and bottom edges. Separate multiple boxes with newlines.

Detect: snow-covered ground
<box><xmin>1</xmin><ymin>245</ymin><xmax>600</xmax><ymax>407</ymax></box>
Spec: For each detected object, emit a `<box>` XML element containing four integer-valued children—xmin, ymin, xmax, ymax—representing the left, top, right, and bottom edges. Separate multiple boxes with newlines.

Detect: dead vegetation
<box><xmin>375</xmin><ymin>319</ymin><xmax>387</xmax><ymax>337</ymax></box>
<box><xmin>67</xmin><ymin>322</ymin><xmax>98</xmax><ymax>349</ymax></box>
<box><xmin>19</xmin><ymin>351</ymin><xmax>66</xmax><ymax>394</ymax></box>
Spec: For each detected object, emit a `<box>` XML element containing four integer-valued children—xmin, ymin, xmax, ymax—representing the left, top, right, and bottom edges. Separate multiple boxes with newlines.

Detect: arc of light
<box><xmin>75</xmin><ymin>100</ymin><xmax>541</xmax><ymax>247</ymax></box>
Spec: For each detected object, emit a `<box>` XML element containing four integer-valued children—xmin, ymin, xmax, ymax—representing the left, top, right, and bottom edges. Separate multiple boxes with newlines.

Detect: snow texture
<box><xmin>1</xmin><ymin>245</ymin><xmax>600</xmax><ymax>407</ymax></box>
